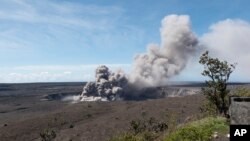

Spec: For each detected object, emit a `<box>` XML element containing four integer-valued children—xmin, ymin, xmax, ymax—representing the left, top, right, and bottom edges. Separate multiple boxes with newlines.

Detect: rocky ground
<box><xmin>1</xmin><ymin>82</ymin><xmax>246</xmax><ymax>141</ymax></box>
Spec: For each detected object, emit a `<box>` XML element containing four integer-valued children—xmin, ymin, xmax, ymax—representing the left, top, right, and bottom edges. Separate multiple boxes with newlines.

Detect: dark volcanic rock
<box><xmin>230</xmin><ymin>97</ymin><xmax>250</xmax><ymax>125</ymax></box>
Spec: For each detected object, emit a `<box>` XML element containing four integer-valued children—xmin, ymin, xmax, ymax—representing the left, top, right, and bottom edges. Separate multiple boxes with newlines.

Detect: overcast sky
<box><xmin>1</xmin><ymin>0</ymin><xmax>250</xmax><ymax>83</ymax></box>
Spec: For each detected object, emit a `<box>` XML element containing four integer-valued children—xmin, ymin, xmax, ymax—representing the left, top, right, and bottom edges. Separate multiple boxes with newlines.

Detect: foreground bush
<box><xmin>164</xmin><ymin>117</ymin><xmax>229</xmax><ymax>141</ymax></box>
<box><xmin>200</xmin><ymin>99</ymin><xmax>218</xmax><ymax>117</ymax></box>
<box><xmin>130</xmin><ymin>117</ymin><xmax>168</xmax><ymax>134</ymax></box>
<box><xmin>200</xmin><ymin>87</ymin><xmax>250</xmax><ymax>118</ymax></box>
<box><xmin>40</xmin><ymin>128</ymin><xmax>56</xmax><ymax>141</ymax></box>
<box><xmin>108</xmin><ymin>117</ymin><xmax>168</xmax><ymax>141</ymax></box>
<box><xmin>108</xmin><ymin>132</ymin><xmax>157</xmax><ymax>141</ymax></box>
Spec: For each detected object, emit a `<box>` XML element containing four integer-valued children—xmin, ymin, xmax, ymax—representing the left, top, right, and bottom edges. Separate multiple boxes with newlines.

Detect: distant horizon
<box><xmin>1</xmin><ymin>81</ymin><xmax>249</xmax><ymax>85</ymax></box>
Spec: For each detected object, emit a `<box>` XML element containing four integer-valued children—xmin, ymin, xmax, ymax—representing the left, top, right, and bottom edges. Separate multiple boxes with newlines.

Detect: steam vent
<box><xmin>230</xmin><ymin>97</ymin><xmax>250</xmax><ymax>125</ymax></box>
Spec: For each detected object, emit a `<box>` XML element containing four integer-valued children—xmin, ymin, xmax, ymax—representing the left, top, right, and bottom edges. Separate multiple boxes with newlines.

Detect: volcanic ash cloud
<box><xmin>80</xmin><ymin>65</ymin><xmax>128</xmax><ymax>101</ymax></box>
<box><xmin>80</xmin><ymin>15</ymin><xmax>200</xmax><ymax>101</ymax></box>
<box><xmin>129</xmin><ymin>15</ymin><xmax>199</xmax><ymax>88</ymax></box>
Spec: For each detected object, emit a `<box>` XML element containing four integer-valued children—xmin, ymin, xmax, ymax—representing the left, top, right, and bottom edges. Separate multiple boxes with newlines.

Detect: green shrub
<box><xmin>200</xmin><ymin>99</ymin><xmax>218</xmax><ymax>117</ymax></box>
<box><xmin>201</xmin><ymin>87</ymin><xmax>250</xmax><ymax>117</ymax></box>
<box><xmin>231</xmin><ymin>87</ymin><xmax>250</xmax><ymax>97</ymax></box>
<box><xmin>164</xmin><ymin>117</ymin><xmax>229</xmax><ymax>141</ymax></box>
<box><xmin>108</xmin><ymin>117</ymin><xmax>167</xmax><ymax>141</ymax></box>
<box><xmin>108</xmin><ymin>133</ymin><xmax>138</xmax><ymax>141</ymax></box>
<box><xmin>130</xmin><ymin>117</ymin><xmax>168</xmax><ymax>135</ymax></box>
<box><xmin>108</xmin><ymin>132</ymin><xmax>156</xmax><ymax>141</ymax></box>
<box><xmin>40</xmin><ymin>128</ymin><xmax>56</xmax><ymax>141</ymax></box>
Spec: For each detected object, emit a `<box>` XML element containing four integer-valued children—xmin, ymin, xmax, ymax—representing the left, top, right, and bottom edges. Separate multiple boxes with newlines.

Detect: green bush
<box><xmin>164</xmin><ymin>117</ymin><xmax>229</xmax><ymax>141</ymax></box>
<box><xmin>40</xmin><ymin>128</ymin><xmax>56</xmax><ymax>141</ymax></box>
<box><xmin>108</xmin><ymin>132</ymin><xmax>156</xmax><ymax>141</ymax></box>
<box><xmin>108</xmin><ymin>133</ymin><xmax>138</xmax><ymax>141</ymax></box>
<box><xmin>200</xmin><ymin>99</ymin><xmax>218</xmax><ymax>117</ymax></box>
<box><xmin>130</xmin><ymin>117</ymin><xmax>168</xmax><ymax>135</ymax></box>
<box><xmin>231</xmin><ymin>87</ymin><xmax>250</xmax><ymax>97</ymax></box>
<box><xmin>108</xmin><ymin>117</ymin><xmax>167</xmax><ymax>141</ymax></box>
<box><xmin>201</xmin><ymin>87</ymin><xmax>250</xmax><ymax>117</ymax></box>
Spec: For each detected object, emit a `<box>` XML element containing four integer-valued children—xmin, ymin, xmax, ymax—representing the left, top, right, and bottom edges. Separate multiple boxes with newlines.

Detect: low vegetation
<box><xmin>108</xmin><ymin>132</ymin><xmax>157</xmax><ymax>141</ymax></box>
<box><xmin>108</xmin><ymin>117</ymin><xmax>168</xmax><ymax>141</ymax></box>
<box><xmin>164</xmin><ymin>117</ymin><xmax>229</xmax><ymax>141</ymax></box>
<box><xmin>129</xmin><ymin>117</ymin><xmax>168</xmax><ymax>134</ymax></box>
<box><xmin>231</xmin><ymin>87</ymin><xmax>250</xmax><ymax>97</ymax></box>
<box><xmin>40</xmin><ymin>128</ymin><xmax>56</xmax><ymax>141</ymax></box>
<box><xmin>200</xmin><ymin>99</ymin><xmax>218</xmax><ymax>117</ymax></box>
<box><xmin>108</xmin><ymin>116</ymin><xmax>229</xmax><ymax>141</ymax></box>
<box><xmin>108</xmin><ymin>51</ymin><xmax>234</xmax><ymax>141</ymax></box>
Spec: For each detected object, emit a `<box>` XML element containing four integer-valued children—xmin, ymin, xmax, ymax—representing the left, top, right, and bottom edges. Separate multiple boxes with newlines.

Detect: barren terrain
<box><xmin>0</xmin><ymin>82</ymin><xmax>248</xmax><ymax>141</ymax></box>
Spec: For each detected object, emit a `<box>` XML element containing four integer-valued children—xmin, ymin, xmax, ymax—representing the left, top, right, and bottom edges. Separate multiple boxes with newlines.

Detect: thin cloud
<box><xmin>8</xmin><ymin>64</ymin><xmax>131</xmax><ymax>71</ymax></box>
<box><xmin>0</xmin><ymin>64</ymin><xmax>131</xmax><ymax>83</ymax></box>
<box><xmin>0</xmin><ymin>0</ymin><xmax>124</xmax><ymax>30</ymax></box>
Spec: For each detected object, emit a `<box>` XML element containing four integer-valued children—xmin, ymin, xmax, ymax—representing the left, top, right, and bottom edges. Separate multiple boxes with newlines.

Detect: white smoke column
<box><xmin>80</xmin><ymin>15</ymin><xmax>200</xmax><ymax>100</ymax></box>
<box><xmin>129</xmin><ymin>15</ymin><xmax>199</xmax><ymax>88</ymax></box>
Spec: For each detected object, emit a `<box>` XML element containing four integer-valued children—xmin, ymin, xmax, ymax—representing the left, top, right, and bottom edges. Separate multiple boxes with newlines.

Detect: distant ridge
<box><xmin>167</xmin><ymin>81</ymin><xmax>250</xmax><ymax>87</ymax></box>
<box><xmin>0</xmin><ymin>81</ymin><xmax>249</xmax><ymax>87</ymax></box>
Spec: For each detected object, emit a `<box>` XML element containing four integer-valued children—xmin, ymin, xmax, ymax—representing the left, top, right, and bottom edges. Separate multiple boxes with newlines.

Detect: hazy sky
<box><xmin>1</xmin><ymin>0</ymin><xmax>250</xmax><ymax>83</ymax></box>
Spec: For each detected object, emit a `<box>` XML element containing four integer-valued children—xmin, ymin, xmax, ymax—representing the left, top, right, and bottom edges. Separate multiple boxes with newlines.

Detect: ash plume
<box><xmin>129</xmin><ymin>15</ymin><xmax>199</xmax><ymax>88</ymax></box>
<box><xmin>80</xmin><ymin>65</ymin><xmax>128</xmax><ymax>101</ymax></box>
<box><xmin>80</xmin><ymin>15</ymin><xmax>200</xmax><ymax>101</ymax></box>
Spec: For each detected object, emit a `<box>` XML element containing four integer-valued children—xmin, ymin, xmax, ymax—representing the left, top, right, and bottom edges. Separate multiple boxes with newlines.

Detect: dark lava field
<box><xmin>0</xmin><ymin>82</ymin><xmax>248</xmax><ymax>141</ymax></box>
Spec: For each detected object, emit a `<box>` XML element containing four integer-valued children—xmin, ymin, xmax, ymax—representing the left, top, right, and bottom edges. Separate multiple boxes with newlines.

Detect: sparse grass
<box><xmin>164</xmin><ymin>113</ymin><xmax>178</xmax><ymax>133</ymax></box>
<box><xmin>200</xmin><ymin>99</ymin><xmax>218</xmax><ymax>117</ymax></box>
<box><xmin>108</xmin><ymin>117</ymin><xmax>167</xmax><ymax>141</ymax></box>
<box><xmin>164</xmin><ymin>116</ymin><xmax>229</xmax><ymax>141</ymax></box>
<box><xmin>108</xmin><ymin>133</ymin><xmax>138</xmax><ymax>141</ymax></box>
<box><xmin>40</xmin><ymin>128</ymin><xmax>56</xmax><ymax>141</ymax></box>
<box><xmin>87</xmin><ymin>104</ymin><xmax>92</xmax><ymax>108</ymax></box>
<box><xmin>129</xmin><ymin>117</ymin><xmax>168</xmax><ymax>135</ymax></box>
<box><xmin>231</xmin><ymin>87</ymin><xmax>250</xmax><ymax>97</ymax></box>
<box><xmin>86</xmin><ymin>113</ymin><xmax>92</xmax><ymax>118</ymax></box>
<box><xmin>108</xmin><ymin>132</ymin><xmax>157</xmax><ymax>141</ymax></box>
<box><xmin>200</xmin><ymin>87</ymin><xmax>250</xmax><ymax>118</ymax></box>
